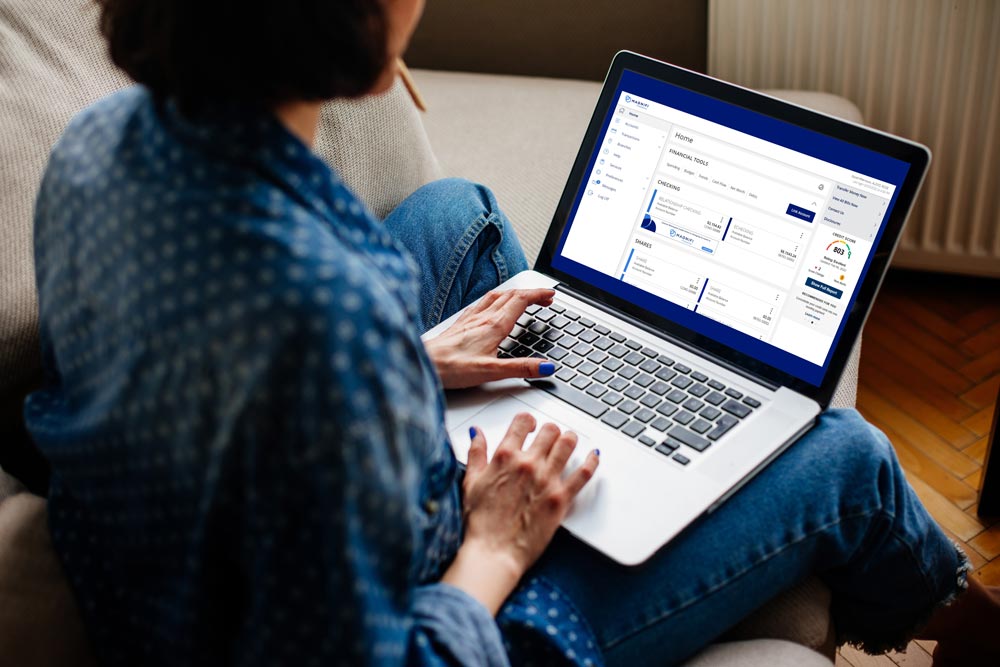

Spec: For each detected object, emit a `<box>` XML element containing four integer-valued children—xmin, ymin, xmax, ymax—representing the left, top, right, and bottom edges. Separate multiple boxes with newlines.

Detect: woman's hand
<box><xmin>441</xmin><ymin>413</ymin><xmax>599</xmax><ymax>614</ymax></box>
<box><xmin>424</xmin><ymin>288</ymin><xmax>557</xmax><ymax>389</ymax></box>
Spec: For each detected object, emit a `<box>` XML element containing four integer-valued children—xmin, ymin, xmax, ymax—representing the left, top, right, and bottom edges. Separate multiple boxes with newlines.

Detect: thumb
<box><xmin>466</xmin><ymin>426</ymin><xmax>488</xmax><ymax>474</ymax></box>
<box><xmin>490</xmin><ymin>357</ymin><xmax>557</xmax><ymax>382</ymax></box>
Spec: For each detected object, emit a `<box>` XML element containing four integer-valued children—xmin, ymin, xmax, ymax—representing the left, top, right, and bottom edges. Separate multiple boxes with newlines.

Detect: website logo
<box><xmin>624</xmin><ymin>94</ymin><xmax>649</xmax><ymax>110</ymax></box>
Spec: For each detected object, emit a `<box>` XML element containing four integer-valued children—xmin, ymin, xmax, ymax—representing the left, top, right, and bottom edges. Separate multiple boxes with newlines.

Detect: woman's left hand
<box><xmin>424</xmin><ymin>288</ymin><xmax>558</xmax><ymax>389</ymax></box>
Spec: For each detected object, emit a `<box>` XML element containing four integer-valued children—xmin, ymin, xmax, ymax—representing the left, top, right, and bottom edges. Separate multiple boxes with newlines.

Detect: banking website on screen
<box><xmin>553</xmin><ymin>70</ymin><xmax>910</xmax><ymax>386</ymax></box>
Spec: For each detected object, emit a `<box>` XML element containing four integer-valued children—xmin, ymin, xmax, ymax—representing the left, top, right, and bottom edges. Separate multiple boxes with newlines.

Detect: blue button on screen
<box><xmin>805</xmin><ymin>277</ymin><xmax>843</xmax><ymax>299</ymax></box>
<box><xmin>786</xmin><ymin>204</ymin><xmax>816</xmax><ymax>222</ymax></box>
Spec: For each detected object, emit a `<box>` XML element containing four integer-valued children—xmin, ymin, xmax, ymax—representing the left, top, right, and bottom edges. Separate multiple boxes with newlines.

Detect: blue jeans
<box><xmin>385</xmin><ymin>178</ymin><xmax>969</xmax><ymax>665</ymax></box>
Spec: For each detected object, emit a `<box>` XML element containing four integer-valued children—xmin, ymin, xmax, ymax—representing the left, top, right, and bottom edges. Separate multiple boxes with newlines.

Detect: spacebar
<box><xmin>528</xmin><ymin>380</ymin><xmax>609</xmax><ymax>418</ymax></box>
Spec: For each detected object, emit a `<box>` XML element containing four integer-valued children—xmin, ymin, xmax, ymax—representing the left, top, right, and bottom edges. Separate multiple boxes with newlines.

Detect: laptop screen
<box><xmin>550</xmin><ymin>69</ymin><xmax>912</xmax><ymax>387</ymax></box>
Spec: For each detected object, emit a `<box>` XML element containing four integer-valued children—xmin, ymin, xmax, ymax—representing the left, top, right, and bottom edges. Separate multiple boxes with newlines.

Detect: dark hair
<box><xmin>96</xmin><ymin>0</ymin><xmax>388</xmax><ymax>111</ymax></box>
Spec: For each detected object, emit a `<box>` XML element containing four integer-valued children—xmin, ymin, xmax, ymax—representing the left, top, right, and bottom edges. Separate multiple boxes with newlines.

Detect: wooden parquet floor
<box><xmin>835</xmin><ymin>269</ymin><xmax>1000</xmax><ymax>667</ymax></box>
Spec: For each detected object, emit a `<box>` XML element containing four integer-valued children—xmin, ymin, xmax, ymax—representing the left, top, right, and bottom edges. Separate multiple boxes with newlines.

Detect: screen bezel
<box><xmin>534</xmin><ymin>51</ymin><xmax>930</xmax><ymax>408</ymax></box>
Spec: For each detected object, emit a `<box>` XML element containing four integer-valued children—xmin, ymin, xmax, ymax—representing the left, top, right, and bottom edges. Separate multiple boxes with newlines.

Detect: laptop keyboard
<box><xmin>498</xmin><ymin>301</ymin><xmax>763</xmax><ymax>466</ymax></box>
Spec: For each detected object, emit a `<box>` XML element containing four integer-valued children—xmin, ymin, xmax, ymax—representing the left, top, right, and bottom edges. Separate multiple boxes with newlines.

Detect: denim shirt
<box><xmin>26</xmin><ymin>88</ymin><xmax>603</xmax><ymax>667</ymax></box>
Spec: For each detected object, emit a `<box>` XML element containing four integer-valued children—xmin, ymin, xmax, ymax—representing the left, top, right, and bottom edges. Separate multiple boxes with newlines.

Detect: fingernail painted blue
<box><xmin>469</xmin><ymin>427</ymin><xmax>476</xmax><ymax>440</ymax></box>
<box><xmin>539</xmin><ymin>362</ymin><xmax>556</xmax><ymax>376</ymax></box>
<box><xmin>595</xmin><ymin>449</ymin><xmax>601</xmax><ymax>456</ymax></box>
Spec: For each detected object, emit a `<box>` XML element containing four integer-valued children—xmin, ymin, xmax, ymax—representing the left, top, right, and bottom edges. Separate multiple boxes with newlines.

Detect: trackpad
<box><xmin>447</xmin><ymin>395</ymin><xmax>601</xmax><ymax>499</ymax></box>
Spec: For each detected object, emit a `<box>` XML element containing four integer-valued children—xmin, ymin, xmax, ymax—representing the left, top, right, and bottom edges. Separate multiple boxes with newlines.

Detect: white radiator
<box><xmin>708</xmin><ymin>0</ymin><xmax>1000</xmax><ymax>277</ymax></box>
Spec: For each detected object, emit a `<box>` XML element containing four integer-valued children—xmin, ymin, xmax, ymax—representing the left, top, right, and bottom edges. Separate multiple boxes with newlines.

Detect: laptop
<box><xmin>422</xmin><ymin>51</ymin><xmax>930</xmax><ymax>565</ymax></box>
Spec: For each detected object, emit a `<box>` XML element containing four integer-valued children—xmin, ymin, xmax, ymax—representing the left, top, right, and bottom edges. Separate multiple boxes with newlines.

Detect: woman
<box><xmin>25</xmin><ymin>0</ymin><xmax>998</xmax><ymax>665</ymax></box>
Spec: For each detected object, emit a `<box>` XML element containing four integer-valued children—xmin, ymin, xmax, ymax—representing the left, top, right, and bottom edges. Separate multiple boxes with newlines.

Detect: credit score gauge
<box><xmin>826</xmin><ymin>239</ymin><xmax>852</xmax><ymax>259</ymax></box>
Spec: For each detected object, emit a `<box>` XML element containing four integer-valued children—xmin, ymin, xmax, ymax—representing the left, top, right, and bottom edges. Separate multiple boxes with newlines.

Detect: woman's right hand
<box><xmin>441</xmin><ymin>413</ymin><xmax>599</xmax><ymax>614</ymax></box>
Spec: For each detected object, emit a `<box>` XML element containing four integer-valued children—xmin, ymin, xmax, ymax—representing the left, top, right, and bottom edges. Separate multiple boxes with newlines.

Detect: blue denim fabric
<box><xmin>383</xmin><ymin>178</ymin><xmax>530</xmax><ymax>332</ymax></box>
<box><xmin>399</xmin><ymin>178</ymin><xmax>969</xmax><ymax>666</ymax></box>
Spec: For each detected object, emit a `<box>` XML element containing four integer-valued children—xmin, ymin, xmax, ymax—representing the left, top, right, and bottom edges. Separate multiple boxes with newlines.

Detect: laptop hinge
<box><xmin>554</xmin><ymin>283</ymin><xmax>781</xmax><ymax>392</ymax></box>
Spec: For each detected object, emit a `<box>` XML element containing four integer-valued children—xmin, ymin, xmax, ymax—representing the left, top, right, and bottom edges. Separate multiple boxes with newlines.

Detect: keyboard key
<box><xmin>722</xmin><ymin>399</ymin><xmax>752</xmax><ymax>419</ymax></box>
<box><xmin>601</xmin><ymin>391</ymin><xmax>623</xmax><ymax>406</ymax></box>
<box><xmin>624</xmin><ymin>339</ymin><xmax>642</xmax><ymax>350</ymax></box>
<box><xmin>565</xmin><ymin>322</ymin><xmax>585</xmax><ymax>336</ymax></box>
<box><xmin>593</xmin><ymin>337</ymin><xmax>614</xmax><ymax>351</ymax></box>
<box><xmin>673</xmin><ymin>410</ymin><xmax>695</xmax><ymax>425</ymax></box>
<box><xmin>601</xmin><ymin>410</ymin><xmax>629</xmax><ymax>429</ymax></box>
<box><xmin>528</xmin><ymin>321</ymin><xmax>547</xmax><ymax>335</ymax></box>
<box><xmin>707</xmin><ymin>415</ymin><xmax>739</xmax><ymax>440</ymax></box>
<box><xmin>634</xmin><ymin>374</ymin><xmax>655</xmax><ymax>388</ymax></box>
<box><xmin>690</xmin><ymin>371</ymin><xmax>709</xmax><ymax>383</ymax></box>
<box><xmin>519</xmin><ymin>332</ymin><xmax>540</xmax><ymax>346</ymax></box>
<box><xmin>666</xmin><ymin>389</ymin><xmax>687</xmax><ymax>404</ymax></box>
<box><xmin>641</xmin><ymin>346</ymin><xmax>658</xmax><ymax>358</ymax></box>
<box><xmin>577</xmin><ymin>362</ymin><xmax>599</xmax><ymax>376</ymax></box>
<box><xmin>650</xmin><ymin>416</ymin><xmax>672</xmax><ymax>431</ymax></box>
<box><xmin>622</xmin><ymin>421</ymin><xmax>646</xmax><ymax>438</ymax></box>
<box><xmin>593</xmin><ymin>369</ymin><xmax>614</xmax><ymax>384</ymax></box>
<box><xmin>570</xmin><ymin>375</ymin><xmax>591</xmax><ymax>390</ymax></box>
<box><xmin>639</xmin><ymin>435</ymin><xmax>657</xmax><ymax>447</ymax></box>
<box><xmin>609</xmin><ymin>332</ymin><xmax>626</xmax><ymax>343</ymax></box>
<box><xmin>649</xmin><ymin>381</ymin><xmax>671</xmax><ymax>396</ymax></box>
<box><xmin>550</xmin><ymin>304</ymin><xmax>566</xmax><ymax>314</ymax></box>
<box><xmin>534</xmin><ymin>340</ymin><xmax>554</xmax><ymax>353</ymax></box>
<box><xmin>579</xmin><ymin>317</ymin><xmax>596</xmax><ymax>328</ymax></box>
<box><xmin>517</xmin><ymin>314</ymin><xmax>533</xmax><ymax>327</ymax></box>
<box><xmin>608</xmin><ymin>344</ymin><xmax>629</xmax><ymax>358</ymax></box>
<box><xmin>670</xmin><ymin>376</ymin><xmax>693</xmax><ymax>390</ymax></box>
<box><xmin>535</xmin><ymin>309</ymin><xmax>555</xmax><ymax>322</ymax></box>
<box><xmin>587</xmin><ymin>350</ymin><xmax>609</xmax><ymax>365</ymax></box>
<box><xmin>526</xmin><ymin>305</ymin><xmax>540</xmax><ymax>315</ymax></box>
<box><xmin>529</xmin><ymin>380</ymin><xmax>608</xmax><ymax>418</ymax></box>
<box><xmin>668</xmin><ymin>425</ymin><xmax>711</xmax><ymax>452</ymax></box>
<box><xmin>608</xmin><ymin>377</ymin><xmax>629</xmax><ymax>392</ymax></box>
<box><xmin>602</xmin><ymin>358</ymin><xmax>625</xmax><ymax>372</ymax></box>
<box><xmin>510</xmin><ymin>324</ymin><xmax>525</xmax><ymax>338</ymax></box>
<box><xmin>549</xmin><ymin>315</ymin><xmax>570</xmax><ymax>329</ymax></box>
<box><xmin>708</xmin><ymin>379</ymin><xmax>726</xmax><ymax>391</ymax></box>
<box><xmin>655</xmin><ymin>402</ymin><xmax>678</xmax><ymax>417</ymax></box>
<box><xmin>639</xmin><ymin>394</ymin><xmax>661</xmax><ymax>408</ymax></box>
<box><xmin>579</xmin><ymin>329</ymin><xmax>599</xmax><ymax>343</ymax></box>
<box><xmin>704</xmin><ymin>391</ymin><xmax>726</xmax><ymax>406</ymax></box>
<box><xmin>639</xmin><ymin>359</ymin><xmax>661</xmax><ymax>374</ymax></box>
<box><xmin>542</xmin><ymin>328</ymin><xmax>564</xmax><ymax>342</ymax></box>
<box><xmin>655</xmin><ymin>443</ymin><xmax>676</xmax><ymax>457</ymax></box>
<box><xmin>586</xmin><ymin>384</ymin><xmax>607</xmax><ymax>398</ymax></box>
<box><xmin>690</xmin><ymin>419</ymin><xmax>712</xmax><ymax>434</ymax></box>
<box><xmin>573</xmin><ymin>343</ymin><xmax>593</xmax><ymax>357</ymax></box>
<box><xmin>563</xmin><ymin>310</ymin><xmax>580</xmax><ymax>321</ymax></box>
<box><xmin>618</xmin><ymin>400</ymin><xmax>639</xmax><ymax>415</ymax></box>
<box><xmin>512</xmin><ymin>345</ymin><xmax>533</xmax><ymax>357</ymax></box>
<box><xmin>672</xmin><ymin>453</ymin><xmax>691</xmax><ymax>465</ymax></box>
<box><xmin>656</xmin><ymin>354</ymin><xmax>675</xmax><ymax>366</ymax></box>
<box><xmin>618</xmin><ymin>366</ymin><xmax>639</xmax><ymax>380</ymax></box>
<box><xmin>547</xmin><ymin>347</ymin><xmax>569</xmax><ymax>361</ymax></box>
<box><xmin>499</xmin><ymin>338</ymin><xmax>517</xmax><ymax>352</ymax></box>
<box><xmin>700</xmin><ymin>406</ymin><xmax>722</xmax><ymax>421</ymax></box>
<box><xmin>594</xmin><ymin>324</ymin><xmax>611</xmax><ymax>336</ymax></box>
<box><xmin>682</xmin><ymin>397</ymin><xmax>705</xmax><ymax>413</ymax></box>
<box><xmin>688</xmin><ymin>383</ymin><xmax>709</xmax><ymax>397</ymax></box>
<box><xmin>562</xmin><ymin>354</ymin><xmax>583</xmax><ymax>368</ymax></box>
<box><xmin>743</xmin><ymin>396</ymin><xmax>762</xmax><ymax>408</ymax></box>
<box><xmin>655</xmin><ymin>368</ymin><xmax>677</xmax><ymax>383</ymax></box>
<box><xmin>555</xmin><ymin>368</ymin><xmax>576</xmax><ymax>382</ymax></box>
<box><xmin>623</xmin><ymin>385</ymin><xmax>644</xmax><ymax>400</ymax></box>
<box><xmin>725</xmin><ymin>388</ymin><xmax>744</xmax><ymax>399</ymax></box>
<box><xmin>624</xmin><ymin>351</ymin><xmax>645</xmax><ymax>366</ymax></box>
<box><xmin>673</xmin><ymin>363</ymin><xmax>691</xmax><ymax>374</ymax></box>
<box><xmin>634</xmin><ymin>408</ymin><xmax>656</xmax><ymax>423</ymax></box>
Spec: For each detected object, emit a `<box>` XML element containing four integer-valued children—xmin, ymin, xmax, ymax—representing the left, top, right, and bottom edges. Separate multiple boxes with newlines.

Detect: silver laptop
<box><xmin>423</xmin><ymin>52</ymin><xmax>930</xmax><ymax>565</ymax></box>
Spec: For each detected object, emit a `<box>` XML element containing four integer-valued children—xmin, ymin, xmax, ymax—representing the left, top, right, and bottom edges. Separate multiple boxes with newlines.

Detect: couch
<box><xmin>0</xmin><ymin>1</ymin><xmax>866</xmax><ymax>664</ymax></box>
